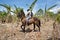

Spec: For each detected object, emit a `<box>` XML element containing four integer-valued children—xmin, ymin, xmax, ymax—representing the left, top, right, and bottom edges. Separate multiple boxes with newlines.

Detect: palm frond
<box><xmin>0</xmin><ymin>4</ymin><xmax>11</xmax><ymax>13</ymax></box>
<box><xmin>45</xmin><ymin>4</ymin><xmax>47</xmax><ymax>13</ymax></box>
<box><xmin>36</xmin><ymin>9</ymin><xmax>43</xmax><ymax>15</ymax></box>
<box><xmin>29</xmin><ymin>0</ymin><xmax>37</xmax><ymax>11</ymax></box>
<box><xmin>48</xmin><ymin>4</ymin><xmax>57</xmax><ymax>10</ymax></box>
<box><xmin>14</xmin><ymin>4</ymin><xmax>18</xmax><ymax>12</ymax></box>
<box><xmin>0</xmin><ymin>4</ymin><xmax>11</xmax><ymax>10</ymax></box>
<box><xmin>0</xmin><ymin>4</ymin><xmax>8</xmax><ymax>8</ymax></box>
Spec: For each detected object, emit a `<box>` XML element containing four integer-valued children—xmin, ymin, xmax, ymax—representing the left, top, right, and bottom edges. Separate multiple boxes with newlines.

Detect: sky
<box><xmin>0</xmin><ymin>0</ymin><xmax>60</xmax><ymax>14</ymax></box>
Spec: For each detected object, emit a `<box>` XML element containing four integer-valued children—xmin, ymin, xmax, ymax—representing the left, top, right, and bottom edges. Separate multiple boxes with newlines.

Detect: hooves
<box><xmin>21</xmin><ymin>29</ymin><xmax>40</xmax><ymax>32</ymax></box>
<box><xmin>21</xmin><ymin>27</ymin><xmax>40</xmax><ymax>32</ymax></box>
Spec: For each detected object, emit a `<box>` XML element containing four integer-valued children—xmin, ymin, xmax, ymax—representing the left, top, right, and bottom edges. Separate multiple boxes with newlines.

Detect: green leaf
<box><xmin>29</xmin><ymin>0</ymin><xmax>37</xmax><ymax>11</ymax></box>
<box><xmin>0</xmin><ymin>4</ymin><xmax>11</xmax><ymax>13</ymax></box>
<box><xmin>36</xmin><ymin>9</ymin><xmax>43</xmax><ymax>15</ymax></box>
<box><xmin>48</xmin><ymin>4</ymin><xmax>57</xmax><ymax>10</ymax></box>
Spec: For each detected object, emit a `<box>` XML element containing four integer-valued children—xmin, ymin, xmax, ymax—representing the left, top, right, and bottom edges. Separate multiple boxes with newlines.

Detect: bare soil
<box><xmin>0</xmin><ymin>20</ymin><xmax>54</xmax><ymax>40</ymax></box>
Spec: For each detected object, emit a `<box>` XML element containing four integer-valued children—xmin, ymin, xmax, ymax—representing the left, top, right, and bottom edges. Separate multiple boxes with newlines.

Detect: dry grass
<box><xmin>0</xmin><ymin>20</ymin><xmax>54</xmax><ymax>40</ymax></box>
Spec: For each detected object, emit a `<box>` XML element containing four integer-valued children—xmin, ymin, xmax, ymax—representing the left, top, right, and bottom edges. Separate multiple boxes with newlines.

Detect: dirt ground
<box><xmin>0</xmin><ymin>20</ymin><xmax>54</xmax><ymax>40</ymax></box>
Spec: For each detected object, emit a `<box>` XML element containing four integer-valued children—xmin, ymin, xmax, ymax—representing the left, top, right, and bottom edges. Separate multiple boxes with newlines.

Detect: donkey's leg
<box><xmin>37</xmin><ymin>25</ymin><xmax>40</xmax><ymax>31</ymax></box>
<box><xmin>21</xmin><ymin>25</ymin><xmax>23</xmax><ymax>30</ymax></box>
<box><xmin>21</xmin><ymin>25</ymin><xmax>24</xmax><ymax>30</ymax></box>
<box><xmin>21</xmin><ymin>25</ymin><xmax>24</xmax><ymax>31</ymax></box>
<box><xmin>33</xmin><ymin>24</ymin><xmax>35</xmax><ymax>31</ymax></box>
<box><xmin>21</xmin><ymin>25</ymin><xmax>25</xmax><ymax>32</ymax></box>
<box><xmin>23</xmin><ymin>26</ymin><xmax>25</xmax><ymax>32</ymax></box>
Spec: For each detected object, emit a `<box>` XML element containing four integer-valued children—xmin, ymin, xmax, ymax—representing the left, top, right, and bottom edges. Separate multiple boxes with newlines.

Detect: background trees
<box><xmin>0</xmin><ymin>11</ymin><xmax>7</xmax><ymax>23</ymax></box>
<box><xmin>0</xmin><ymin>0</ymin><xmax>60</xmax><ymax>24</ymax></box>
<box><xmin>0</xmin><ymin>4</ymin><xmax>23</xmax><ymax>23</ymax></box>
<box><xmin>0</xmin><ymin>4</ymin><xmax>12</xmax><ymax>23</ymax></box>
